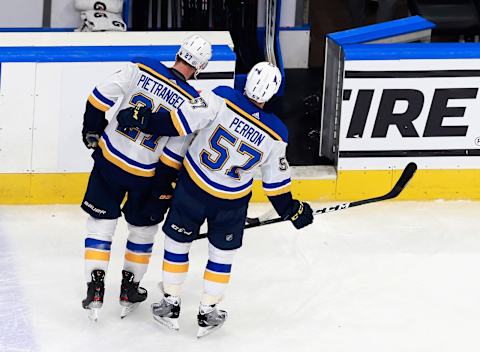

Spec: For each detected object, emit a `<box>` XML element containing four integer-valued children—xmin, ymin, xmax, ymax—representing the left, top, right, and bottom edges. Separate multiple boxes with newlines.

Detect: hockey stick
<box><xmin>245</xmin><ymin>208</ymin><xmax>277</xmax><ymax>226</ymax></box>
<box><xmin>195</xmin><ymin>162</ymin><xmax>417</xmax><ymax>239</ymax></box>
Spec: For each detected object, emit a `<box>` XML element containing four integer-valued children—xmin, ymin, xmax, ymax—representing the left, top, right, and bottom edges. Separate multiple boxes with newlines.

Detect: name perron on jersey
<box><xmin>160</xmin><ymin>86</ymin><xmax>292</xmax><ymax>200</ymax></box>
<box><xmin>88</xmin><ymin>58</ymin><xmax>199</xmax><ymax>177</ymax></box>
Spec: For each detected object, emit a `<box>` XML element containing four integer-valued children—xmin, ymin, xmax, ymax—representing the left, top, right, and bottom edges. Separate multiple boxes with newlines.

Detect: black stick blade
<box><xmin>388</xmin><ymin>162</ymin><xmax>417</xmax><ymax>198</ymax></box>
<box><xmin>350</xmin><ymin>162</ymin><xmax>417</xmax><ymax>206</ymax></box>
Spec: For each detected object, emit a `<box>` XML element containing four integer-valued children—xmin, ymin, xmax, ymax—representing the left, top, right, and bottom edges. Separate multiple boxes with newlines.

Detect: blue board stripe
<box><xmin>126</xmin><ymin>241</ymin><xmax>153</xmax><ymax>253</ymax></box>
<box><xmin>164</xmin><ymin>250</ymin><xmax>189</xmax><ymax>263</ymax></box>
<box><xmin>328</xmin><ymin>16</ymin><xmax>435</xmax><ymax>45</ymax></box>
<box><xmin>85</xmin><ymin>238</ymin><xmax>112</xmax><ymax>250</ymax></box>
<box><xmin>0</xmin><ymin>45</ymin><xmax>235</xmax><ymax>63</ymax></box>
<box><xmin>344</xmin><ymin>43</ymin><xmax>480</xmax><ymax>60</ymax></box>
<box><xmin>206</xmin><ymin>261</ymin><xmax>232</xmax><ymax>273</ymax></box>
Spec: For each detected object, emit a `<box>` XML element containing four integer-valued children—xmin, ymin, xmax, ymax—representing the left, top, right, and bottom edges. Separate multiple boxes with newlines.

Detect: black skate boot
<box><xmin>119</xmin><ymin>270</ymin><xmax>147</xmax><ymax>318</ymax></box>
<box><xmin>197</xmin><ymin>304</ymin><xmax>227</xmax><ymax>338</ymax></box>
<box><xmin>82</xmin><ymin>269</ymin><xmax>105</xmax><ymax>322</ymax></box>
<box><xmin>151</xmin><ymin>293</ymin><xmax>181</xmax><ymax>331</ymax></box>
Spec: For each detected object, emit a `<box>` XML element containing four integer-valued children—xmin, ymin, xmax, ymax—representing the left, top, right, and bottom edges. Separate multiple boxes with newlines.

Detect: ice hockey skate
<box><xmin>82</xmin><ymin>270</ymin><xmax>105</xmax><ymax>322</ymax></box>
<box><xmin>119</xmin><ymin>270</ymin><xmax>148</xmax><ymax>318</ymax></box>
<box><xmin>197</xmin><ymin>304</ymin><xmax>227</xmax><ymax>338</ymax></box>
<box><xmin>151</xmin><ymin>292</ymin><xmax>181</xmax><ymax>331</ymax></box>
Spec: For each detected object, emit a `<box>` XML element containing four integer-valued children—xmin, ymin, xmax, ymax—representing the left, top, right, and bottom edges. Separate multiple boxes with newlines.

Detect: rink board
<box><xmin>1</xmin><ymin>168</ymin><xmax>479</xmax><ymax>204</ymax></box>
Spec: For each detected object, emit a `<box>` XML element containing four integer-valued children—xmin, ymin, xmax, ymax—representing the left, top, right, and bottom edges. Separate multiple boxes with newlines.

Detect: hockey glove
<box><xmin>117</xmin><ymin>106</ymin><xmax>151</xmax><ymax>132</ymax></box>
<box><xmin>82</xmin><ymin>102</ymin><xmax>108</xmax><ymax>149</ymax></box>
<box><xmin>82</xmin><ymin>131</ymin><xmax>101</xmax><ymax>149</ymax></box>
<box><xmin>142</xmin><ymin>190</ymin><xmax>173</xmax><ymax>223</ymax></box>
<box><xmin>285</xmin><ymin>200</ymin><xmax>314</xmax><ymax>229</ymax></box>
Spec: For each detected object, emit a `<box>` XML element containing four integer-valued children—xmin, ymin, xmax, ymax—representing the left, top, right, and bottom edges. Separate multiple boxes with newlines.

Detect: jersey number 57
<box><xmin>200</xmin><ymin>125</ymin><xmax>263</xmax><ymax>180</ymax></box>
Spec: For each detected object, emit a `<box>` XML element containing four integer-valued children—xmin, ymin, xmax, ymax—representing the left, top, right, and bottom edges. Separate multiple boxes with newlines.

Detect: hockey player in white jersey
<box><xmin>117</xmin><ymin>62</ymin><xmax>314</xmax><ymax>337</ymax></box>
<box><xmin>80</xmin><ymin>35</ymin><xmax>212</xmax><ymax>321</ymax></box>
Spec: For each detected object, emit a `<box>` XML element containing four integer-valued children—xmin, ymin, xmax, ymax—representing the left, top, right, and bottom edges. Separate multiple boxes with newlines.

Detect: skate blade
<box><xmin>120</xmin><ymin>302</ymin><xmax>140</xmax><ymax>319</ymax></box>
<box><xmin>197</xmin><ymin>323</ymin><xmax>225</xmax><ymax>339</ymax></box>
<box><xmin>87</xmin><ymin>308</ymin><xmax>99</xmax><ymax>322</ymax></box>
<box><xmin>152</xmin><ymin>315</ymin><xmax>179</xmax><ymax>331</ymax></box>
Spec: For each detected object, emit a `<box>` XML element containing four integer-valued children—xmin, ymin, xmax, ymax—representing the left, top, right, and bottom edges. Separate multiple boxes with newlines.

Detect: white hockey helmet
<box><xmin>244</xmin><ymin>62</ymin><xmax>282</xmax><ymax>103</ymax></box>
<box><xmin>177</xmin><ymin>34</ymin><xmax>212</xmax><ymax>78</ymax></box>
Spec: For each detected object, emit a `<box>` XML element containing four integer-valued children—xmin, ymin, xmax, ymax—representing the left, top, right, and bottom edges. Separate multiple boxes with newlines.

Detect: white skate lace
<box><xmin>165</xmin><ymin>295</ymin><xmax>180</xmax><ymax>306</ymax></box>
<box><xmin>199</xmin><ymin>304</ymin><xmax>216</xmax><ymax>315</ymax></box>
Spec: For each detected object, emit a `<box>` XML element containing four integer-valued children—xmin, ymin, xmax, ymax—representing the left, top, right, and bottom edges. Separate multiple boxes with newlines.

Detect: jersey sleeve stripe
<box><xmin>88</xmin><ymin>94</ymin><xmax>110</xmax><ymax>112</ymax></box>
<box><xmin>225</xmin><ymin>100</ymin><xmax>284</xmax><ymax>142</ymax></box>
<box><xmin>263</xmin><ymin>178</ymin><xmax>292</xmax><ymax>189</ymax></box>
<box><xmin>176</xmin><ymin>109</ymin><xmax>193</xmax><ymax>134</ymax></box>
<box><xmin>264</xmin><ymin>184</ymin><xmax>291</xmax><ymax>196</ymax></box>
<box><xmin>137</xmin><ymin>63</ymin><xmax>194</xmax><ymax>100</ymax></box>
<box><xmin>93</xmin><ymin>88</ymin><xmax>115</xmax><ymax>107</ymax></box>
<box><xmin>163</xmin><ymin>147</ymin><xmax>183</xmax><ymax>162</ymax></box>
<box><xmin>160</xmin><ymin>154</ymin><xmax>182</xmax><ymax>170</ymax></box>
<box><xmin>170</xmin><ymin>110</ymin><xmax>187</xmax><ymax>136</ymax></box>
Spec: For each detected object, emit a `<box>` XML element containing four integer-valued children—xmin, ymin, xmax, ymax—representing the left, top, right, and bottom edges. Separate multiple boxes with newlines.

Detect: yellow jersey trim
<box><xmin>98</xmin><ymin>139</ymin><xmax>155</xmax><ymax>177</ymax></box>
<box><xmin>184</xmin><ymin>158</ymin><xmax>252</xmax><ymax>200</ymax></box>
<box><xmin>170</xmin><ymin>110</ymin><xmax>187</xmax><ymax>136</ymax></box>
<box><xmin>88</xmin><ymin>94</ymin><xmax>110</xmax><ymax>112</ymax></box>
<box><xmin>264</xmin><ymin>184</ymin><xmax>292</xmax><ymax>196</ymax></box>
<box><xmin>160</xmin><ymin>155</ymin><xmax>182</xmax><ymax>170</ymax></box>
<box><xmin>225</xmin><ymin>100</ymin><xmax>283</xmax><ymax>141</ymax></box>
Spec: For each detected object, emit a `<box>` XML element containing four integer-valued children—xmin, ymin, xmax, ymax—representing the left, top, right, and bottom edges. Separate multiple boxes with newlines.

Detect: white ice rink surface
<box><xmin>1</xmin><ymin>201</ymin><xmax>480</xmax><ymax>352</ymax></box>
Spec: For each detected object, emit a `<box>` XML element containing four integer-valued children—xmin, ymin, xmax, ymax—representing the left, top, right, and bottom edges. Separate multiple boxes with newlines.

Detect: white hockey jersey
<box><xmin>87</xmin><ymin>58</ymin><xmax>199</xmax><ymax>177</ymax></box>
<box><xmin>159</xmin><ymin>86</ymin><xmax>292</xmax><ymax>200</ymax></box>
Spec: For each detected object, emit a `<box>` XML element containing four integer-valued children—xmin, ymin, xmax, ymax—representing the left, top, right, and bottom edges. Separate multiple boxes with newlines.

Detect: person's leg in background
<box><xmin>377</xmin><ymin>0</ymin><xmax>398</xmax><ymax>23</ymax></box>
<box><xmin>347</xmin><ymin>0</ymin><xmax>366</xmax><ymax>27</ymax></box>
<box><xmin>132</xmin><ymin>0</ymin><xmax>150</xmax><ymax>30</ymax></box>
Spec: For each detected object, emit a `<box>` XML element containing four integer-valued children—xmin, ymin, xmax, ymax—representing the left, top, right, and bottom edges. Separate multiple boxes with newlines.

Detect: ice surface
<box><xmin>1</xmin><ymin>201</ymin><xmax>480</xmax><ymax>352</ymax></box>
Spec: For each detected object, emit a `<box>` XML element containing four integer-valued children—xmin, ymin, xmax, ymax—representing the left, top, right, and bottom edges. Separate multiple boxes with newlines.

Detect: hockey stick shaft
<box><xmin>195</xmin><ymin>163</ymin><xmax>417</xmax><ymax>239</ymax></box>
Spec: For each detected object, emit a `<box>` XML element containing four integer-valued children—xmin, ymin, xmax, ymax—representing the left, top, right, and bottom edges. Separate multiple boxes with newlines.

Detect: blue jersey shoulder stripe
<box><xmin>93</xmin><ymin>87</ymin><xmax>115</xmax><ymax>107</ymax></box>
<box><xmin>163</xmin><ymin>147</ymin><xmax>183</xmax><ymax>162</ymax></box>
<box><xmin>213</xmin><ymin>86</ymin><xmax>288</xmax><ymax>142</ymax></box>
<box><xmin>186</xmin><ymin>152</ymin><xmax>253</xmax><ymax>192</ymax></box>
<box><xmin>102</xmin><ymin>133</ymin><xmax>158</xmax><ymax>169</ymax></box>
